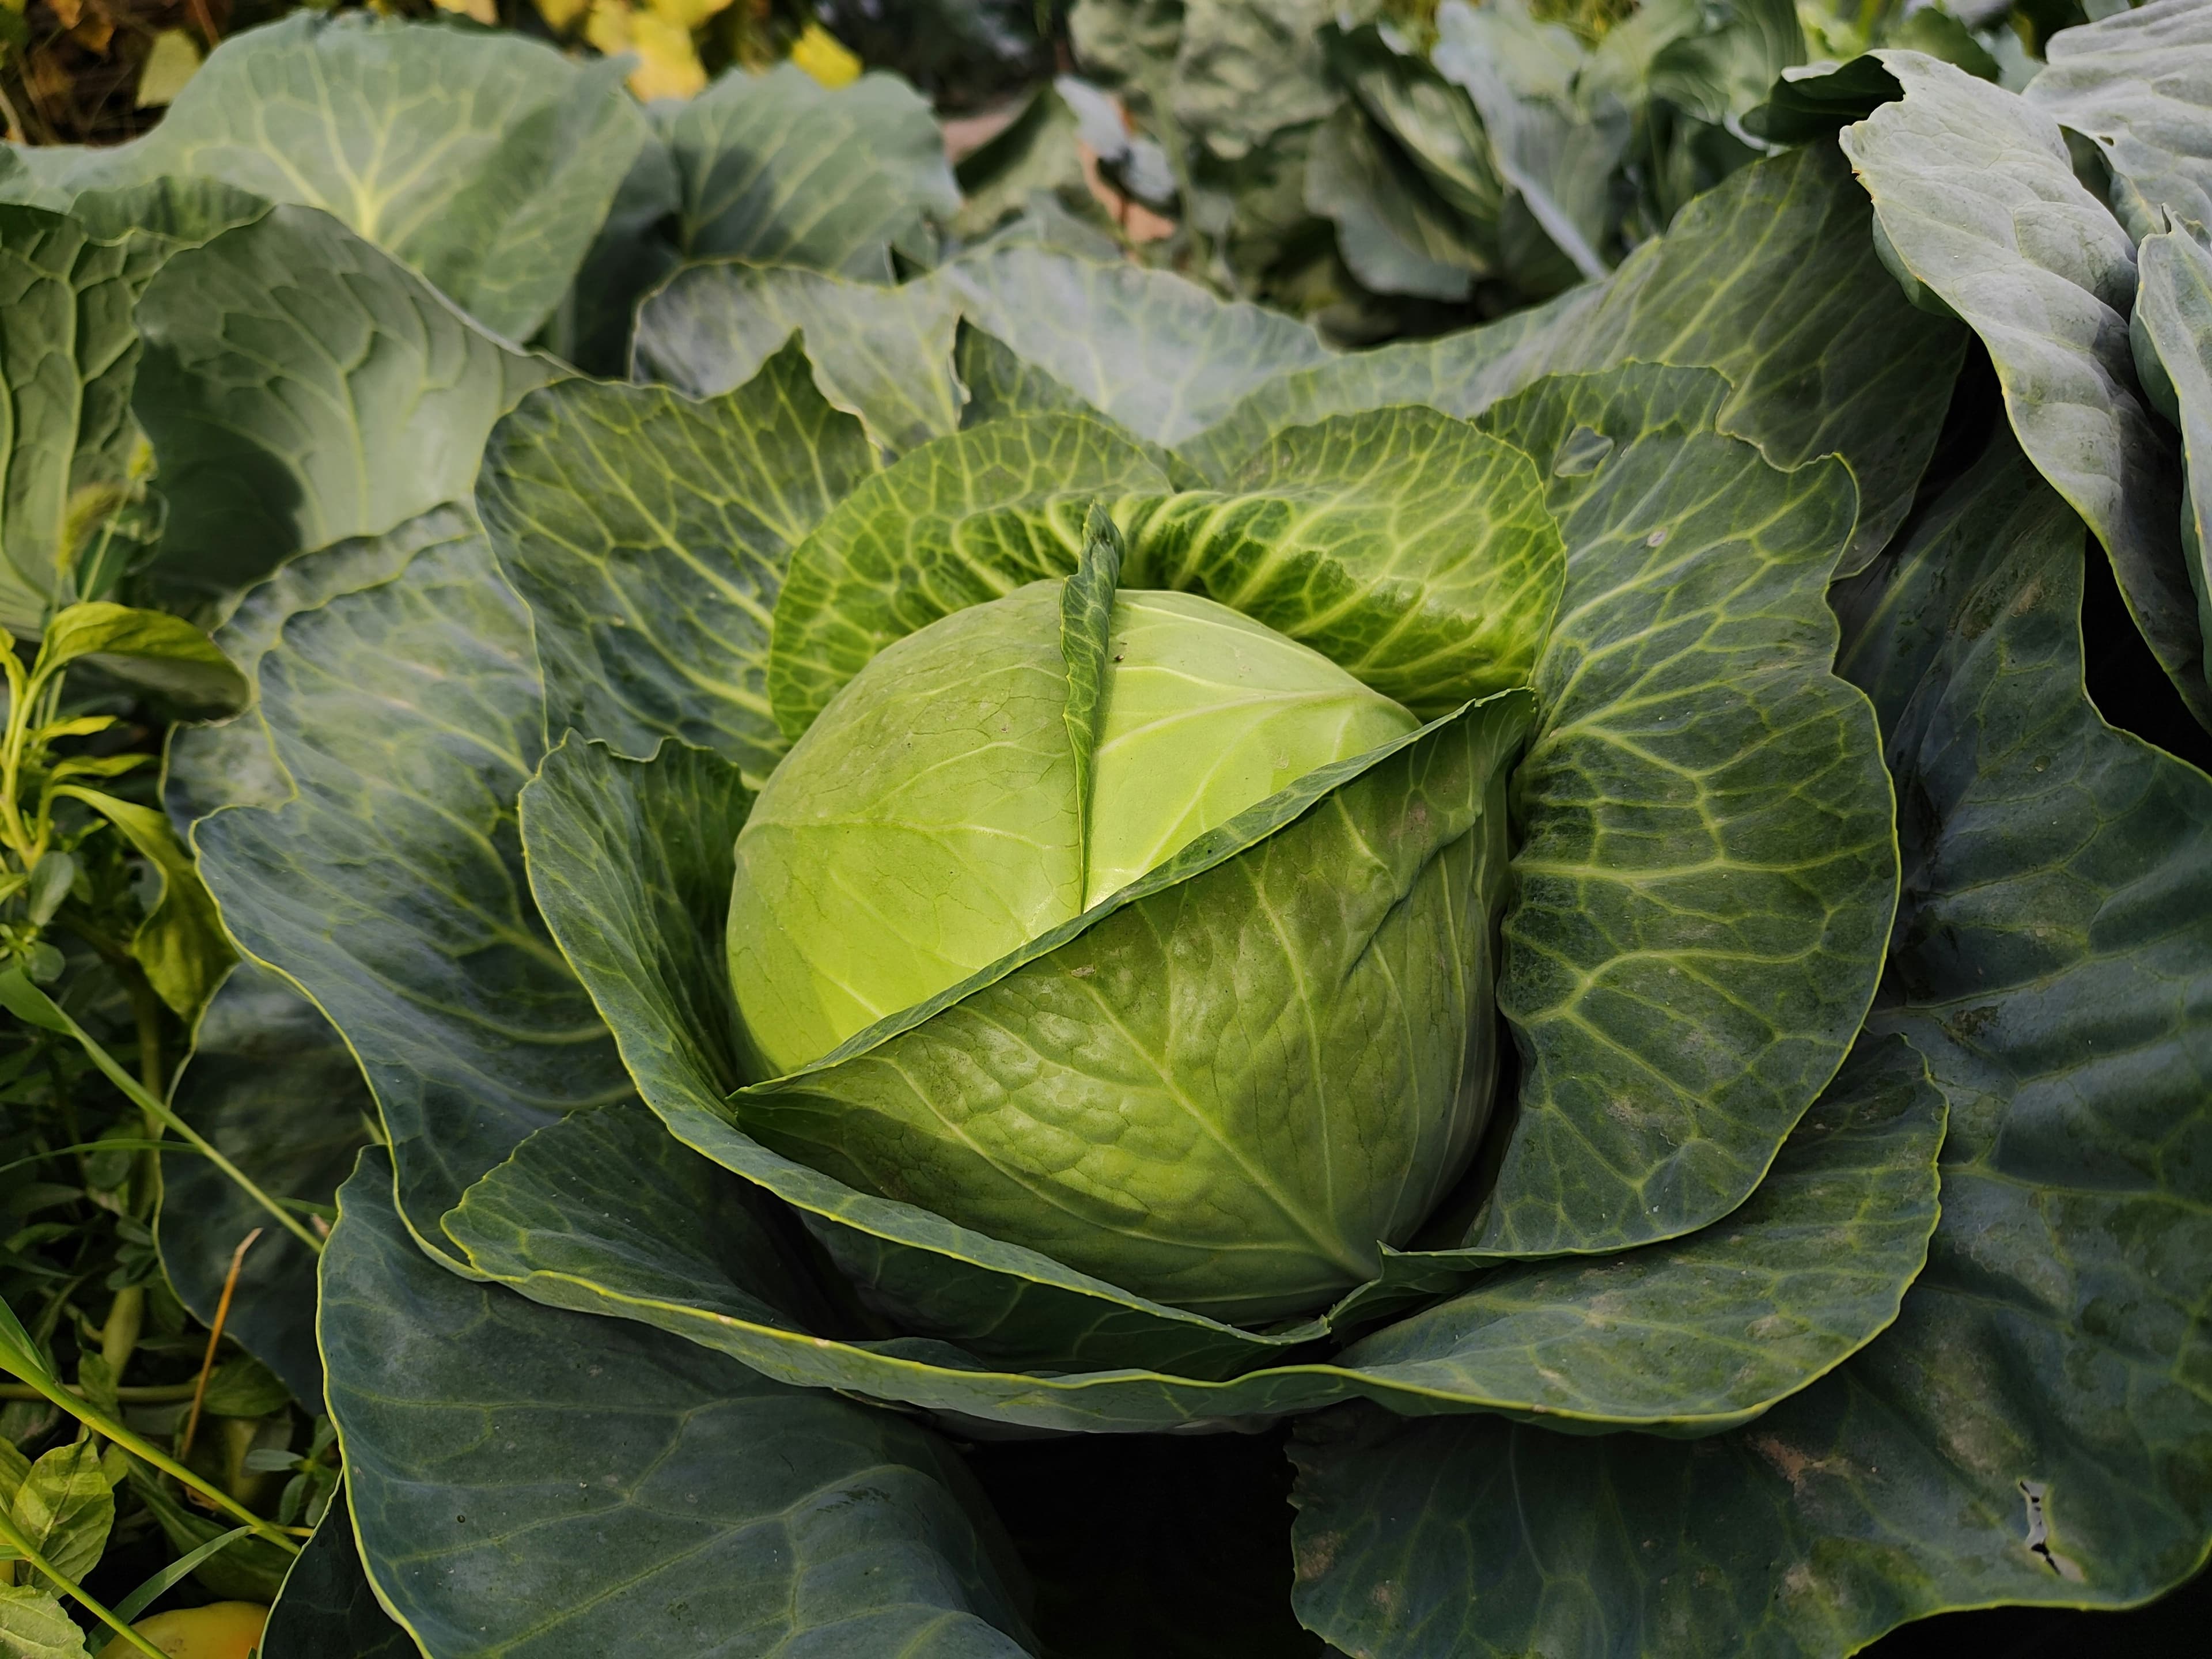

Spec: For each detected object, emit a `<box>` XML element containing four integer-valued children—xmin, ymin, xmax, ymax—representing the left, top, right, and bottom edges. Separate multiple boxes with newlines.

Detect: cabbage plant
<box><xmin>6</xmin><ymin>9</ymin><xmax>2211</xmax><ymax>1657</ymax></box>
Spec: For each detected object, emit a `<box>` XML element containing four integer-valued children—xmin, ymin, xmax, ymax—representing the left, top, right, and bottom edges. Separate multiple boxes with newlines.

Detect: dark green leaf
<box><xmin>161</xmin><ymin>965</ymin><xmax>370</xmax><ymax>1408</ymax></box>
<box><xmin>126</xmin><ymin>1472</ymin><xmax>290</xmax><ymax>1602</ymax></box>
<box><xmin>664</xmin><ymin>64</ymin><xmax>960</xmax><ymax>279</ymax></box>
<box><xmin>199</xmin><ymin>1355</ymin><xmax>291</xmax><ymax>1419</ymax></box>
<box><xmin>2130</xmin><ymin>227</ymin><xmax>2212</xmax><ymax>698</ymax></box>
<box><xmin>477</xmin><ymin>338</ymin><xmax>877</xmax><ymax>783</ymax></box>
<box><xmin>1328</xmin><ymin>1032</ymin><xmax>1942</xmax><ymax>1434</ymax></box>
<box><xmin>1842</xmin><ymin>51</ymin><xmax>2206</xmax><ymax>726</ymax></box>
<box><xmin>2026</xmin><ymin>0</ymin><xmax>2212</xmax><ymax>244</ymax></box>
<box><xmin>191</xmin><ymin>524</ymin><xmax>628</xmax><ymax>1248</ymax></box>
<box><xmin>260</xmin><ymin>1497</ymin><xmax>414</xmax><ymax>1659</ymax></box>
<box><xmin>1472</xmin><ymin>363</ymin><xmax>1893</xmax><ymax>1256</ymax></box>
<box><xmin>1749</xmin><ymin>54</ymin><xmax>1904</xmax><ymax>142</ymax></box>
<box><xmin>1289</xmin><ymin>434</ymin><xmax>2212</xmax><ymax>1657</ymax></box>
<box><xmin>132</xmin><ymin>206</ymin><xmax>552</xmax><ymax>613</ymax></box>
<box><xmin>324</xmin><ymin>1147</ymin><xmax>1035</xmax><ymax>1658</ymax></box>
<box><xmin>162</xmin><ymin>507</ymin><xmax>465</xmax><ymax>826</ymax></box>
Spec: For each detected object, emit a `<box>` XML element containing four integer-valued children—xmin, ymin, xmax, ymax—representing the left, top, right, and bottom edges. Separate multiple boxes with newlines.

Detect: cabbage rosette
<box><xmin>87</xmin><ymin>17</ymin><xmax>2210</xmax><ymax>1650</ymax></box>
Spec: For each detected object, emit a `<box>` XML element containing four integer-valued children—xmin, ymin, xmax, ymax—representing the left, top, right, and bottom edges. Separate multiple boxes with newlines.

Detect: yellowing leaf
<box><xmin>431</xmin><ymin>0</ymin><xmax>499</xmax><ymax>23</ymax></box>
<box><xmin>791</xmin><ymin>22</ymin><xmax>861</xmax><ymax>89</ymax></box>
<box><xmin>136</xmin><ymin>29</ymin><xmax>203</xmax><ymax>109</ymax></box>
<box><xmin>587</xmin><ymin>0</ymin><xmax>706</xmax><ymax>101</ymax></box>
<box><xmin>534</xmin><ymin>0</ymin><xmax>590</xmax><ymax>29</ymax></box>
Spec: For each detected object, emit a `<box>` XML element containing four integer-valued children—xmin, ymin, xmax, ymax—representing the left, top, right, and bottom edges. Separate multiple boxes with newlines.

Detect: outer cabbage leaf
<box><xmin>2025</xmin><ymin>0</ymin><xmax>2212</xmax><ymax>245</ymax></box>
<box><xmin>1185</xmin><ymin>144</ymin><xmax>1964</xmax><ymax>574</ymax></box>
<box><xmin>158</xmin><ymin>961</ymin><xmax>376</xmax><ymax>1406</ymax></box>
<box><xmin>0</xmin><ymin>207</ymin><xmax>167</xmax><ymax>634</ymax></box>
<box><xmin>632</xmin><ymin>263</ymin><xmax>965</xmax><ymax>453</ymax></box>
<box><xmin>321</xmin><ymin>1149</ymin><xmax>1035</xmax><ymax>1659</ymax></box>
<box><xmin>259</xmin><ymin>1499</ymin><xmax>413</xmax><ymax>1659</ymax></box>
<box><xmin>132</xmin><ymin>207</ymin><xmax>552</xmax><ymax>613</ymax></box>
<box><xmin>1287</xmin><ymin>436</ymin><xmax>2212</xmax><ymax>1658</ymax></box>
<box><xmin>445</xmin><ymin>918</ymin><xmax>1940</xmax><ymax>1435</ymax></box>
<box><xmin>637</xmin><ymin>245</ymin><xmax>1332</xmax><ymax>458</ymax></box>
<box><xmin>661</xmin><ymin>63</ymin><xmax>959</xmax><ymax>280</ymax></box>
<box><xmin>1470</xmin><ymin>364</ymin><xmax>1893</xmax><ymax>1257</ymax></box>
<box><xmin>478</xmin><ymin>338</ymin><xmax>879</xmax><ymax>785</ymax></box>
<box><xmin>1</xmin><ymin>14</ymin><xmax>648</xmax><ymax>342</ymax></box>
<box><xmin>2131</xmin><ymin>227</ymin><xmax>2212</xmax><ymax>698</ymax></box>
<box><xmin>192</xmin><ymin>524</ymin><xmax>630</xmax><ymax>1251</ymax></box>
<box><xmin>1842</xmin><ymin>50</ymin><xmax>2206</xmax><ymax>728</ymax></box>
<box><xmin>162</xmin><ymin>507</ymin><xmax>463</xmax><ymax>827</ymax></box>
